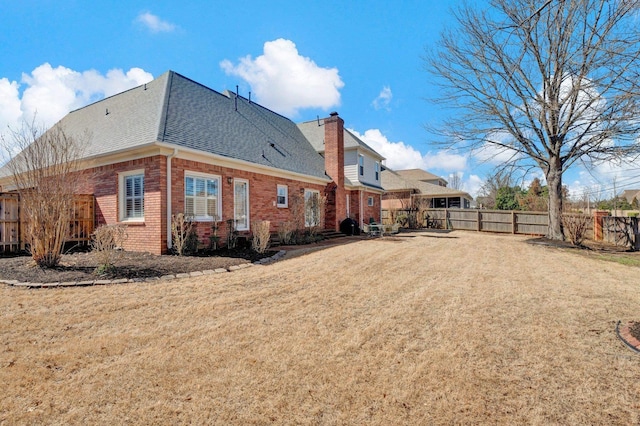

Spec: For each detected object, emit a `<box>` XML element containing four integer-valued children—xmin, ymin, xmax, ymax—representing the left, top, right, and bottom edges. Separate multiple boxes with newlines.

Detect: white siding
<box><xmin>343</xmin><ymin>148</ymin><xmax>382</xmax><ymax>187</ymax></box>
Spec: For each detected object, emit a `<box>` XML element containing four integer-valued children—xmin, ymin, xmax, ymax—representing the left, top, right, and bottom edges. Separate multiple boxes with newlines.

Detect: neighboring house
<box><xmin>0</xmin><ymin>71</ymin><xmax>355</xmax><ymax>254</ymax></box>
<box><xmin>621</xmin><ymin>189</ymin><xmax>640</xmax><ymax>205</ymax></box>
<box><xmin>298</xmin><ymin>120</ymin><xmax>384</xmax><ymax>227</ymax></box>
<box><xmin>382</xmin><ymin>168</ymin><xmax>473</xmax><ymax>210</ymax></box>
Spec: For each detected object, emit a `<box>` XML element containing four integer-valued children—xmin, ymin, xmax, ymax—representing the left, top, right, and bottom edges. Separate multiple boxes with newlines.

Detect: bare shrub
<box><xmin>209</xmin><ymin>219</ymin><xmax>221</xmax><ymax>250</ymax></box>
<box><xmin>252</xmin><ymin>220</ymin><xmax>271</xmax><ymax>253</ymax></box>
<box><xmin>226</xmin><ymin>219</ymin><xmax>238</xmax><ymax>249</ymax></box>
<box><xmin>288</xmin><ymin>192</ymin><xmax>306</xmax><ymax>241</ymax></box>
<box><xmin>278</xmin><ymin>221</ymin><xmax>295</xmax><ymax>245</ymax></box>
<box><xmin>171</xmin><ymin>213</ymin><xmax>197</xmax><ymax>256</ymax></box>
<box><xmin>91</xmin><ymin>224</ymin><xmax>128</xmax><ymax>274</ymax></box>
<box><xmin>305</xmin><ymin>192</ymin><xmax>327</xmax><ymax>237</ymax></box>
<box><xmin>1</xmin><ymin>120</ymin><xmax>85</xmax><ymax>267</ymax></box>
<box><xmin>562</xmin><ymin>214</ymin><xmax>591</xmax><ymax>246</ymax></box>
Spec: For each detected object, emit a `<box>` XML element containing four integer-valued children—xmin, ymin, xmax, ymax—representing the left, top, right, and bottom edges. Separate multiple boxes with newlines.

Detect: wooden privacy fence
<box><xmin>0</xmin><ymin>193</ymin><xmax>95</xmax><ymax>254</ymax></box>
<box><xmin>424</xmin><ymin>208</ymin><xmax>550</xmax><ymax>235</ymax></box>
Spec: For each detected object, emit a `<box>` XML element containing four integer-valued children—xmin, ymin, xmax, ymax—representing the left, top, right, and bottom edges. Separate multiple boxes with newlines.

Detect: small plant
<box><xmin>251</xmin><ymin>220</ymin><xmax>271</xmax><ymax>253</ymax></box>
<box><xmin>226</xmin><ymin>219</ymin><xmax>238</xmax><ymax>249</ymax></box>
<box><xmin>562</xmin><ymin>214</ymin><xmax>591</xmax><ymax>246</ymax></box>
<box><xmin>91</xmin><ymin>224</ymin><xmax>128</xmax><ymax>275</ymax></box>
<box><xmin>171</xmin><ymin>213</ymin><xmax>197</xmax><ymax>256</ymax></box>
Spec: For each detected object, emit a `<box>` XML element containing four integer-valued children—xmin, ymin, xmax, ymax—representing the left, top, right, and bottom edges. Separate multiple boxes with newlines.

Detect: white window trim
<box><xmin>358</xmin><ymin>154</ymin><xmax>364</xmax><ymax>177</ymax></box>
<box><xmin>375</xmin><ymin>161</ymin><xmax>380</xmax><ymax>181</ymax></box>
<box><xmin>184</xmin><ymin>171</ymin><xmax>222</xmax><ymax>222</ymax></box>
<box><xmin>368</xmin><ymin>196</ymin><xmax>374</xmax><ymax>207</ymax></box>
<box><xmin>276</xmin><ymin>184</ymin><xmax>288</xmax><ymax>208</ymax></box>
<box><xmin>234</xmin><ymin>179</ymin><xmax>250</xmax><ymax>231</ymax></box>
<box><xmin>118</xmin><ymin>169</ymin><xmax>145</xmax><ymax>222</ymax></box>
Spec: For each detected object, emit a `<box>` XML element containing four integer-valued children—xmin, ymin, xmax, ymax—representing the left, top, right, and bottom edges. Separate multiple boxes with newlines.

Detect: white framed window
<box><xmin>277</xmin><ymin>184</ymin><xmax>288</xmax><ymax>208</ymax></box>
<box><xmin>304</xmin><ymin>189</ymin><xmax>321</xmax><ymax>227</ymax></box>
<box><xmin>119</xmin><ymin>169</ymin><xmax>144</xmax><ymax>222</ymax></box>
<box><xmin>185</xmin><ymin>172</ymin><xmax>221</xmax><ymax>221</ymax></box>
<box><xmin>375</xmin><ymin>162</ymin><xmax>380</xmax><ymax>181</ymax></box>
<box><xmin>368</xmin><ymin>196</ymin><xmax>374</xmax><ymax>207</ymax></box>
<box><xmin>234</xmin><ymin>179</ymin><xmax>249</xmax><ymax>231</ymax></box>
<box><xmin>358</xmin><ymin>154</ymin><xmax>364</xmax><ymax>176</ymax></box>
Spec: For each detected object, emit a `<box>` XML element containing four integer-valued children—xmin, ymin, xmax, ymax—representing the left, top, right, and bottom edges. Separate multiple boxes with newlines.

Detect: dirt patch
<box><xmin>0</xmin><ymin>249</ymin><xmax>276</xmax><ymax>283</ymax></box>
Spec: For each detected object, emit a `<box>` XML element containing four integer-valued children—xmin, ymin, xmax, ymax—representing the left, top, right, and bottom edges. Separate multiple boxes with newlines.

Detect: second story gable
<box><xmin>298</xmin><ymin>120</ymin><xmax>385</xmax><ymax>190</ymax></box>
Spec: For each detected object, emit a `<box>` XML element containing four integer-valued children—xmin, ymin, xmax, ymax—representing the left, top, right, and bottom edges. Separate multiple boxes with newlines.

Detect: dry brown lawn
<box><xmin>1</xmin><ymin>231</ymin><xmax>639</xmax><ymax>425</ymax></box>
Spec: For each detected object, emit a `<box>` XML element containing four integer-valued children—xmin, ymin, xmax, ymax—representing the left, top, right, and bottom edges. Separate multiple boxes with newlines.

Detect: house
<box><xmin>382</xmin><ymin>168</ymin><xmax>473</xmax><ymax>211</ymax></box>
<box><xmin>0</xmin><ymin>71</ymin><xmax>357</xmax><ymax>254</ymax></box>
<box><xmin>621</xmin><ymin>189</ymin><xmax>640</xmax><ymax>206</ymax></box>
<box><xmin>298</xmin><ymin>119</ymin><xmax>385</xmax><ymax>227</ymax></box>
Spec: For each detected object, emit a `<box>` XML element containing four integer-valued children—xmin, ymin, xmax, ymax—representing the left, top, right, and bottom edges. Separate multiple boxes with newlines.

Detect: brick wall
<box><xmin>348</xmin><ymin>189</ymin><xmax>381</xmax><ymax>225</ymax></box>
<box><xmin>171</xmin><ymin>158</ymin><xmax>326</xmax><ymax>250</ymax></box>
<box><xmin>75</xmin><ymin>155</ymin><xmax>166</xmax><ymax>254</ymax></box>
<box><xmin>71</xmin><ymin>154</ymin><xmax>329</xmax><ymax>254</ymax></box>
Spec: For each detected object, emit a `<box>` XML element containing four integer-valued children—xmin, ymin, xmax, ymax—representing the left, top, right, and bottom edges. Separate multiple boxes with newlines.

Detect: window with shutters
<box><xmin>185</xmin><ymin>173</ymin><xmax>221</xmax><ymax>221</ymax></box>
<box><xmin>119</xmin><ymin>169</ymin><xmax>145</xmax><ymax>222</ymax></box>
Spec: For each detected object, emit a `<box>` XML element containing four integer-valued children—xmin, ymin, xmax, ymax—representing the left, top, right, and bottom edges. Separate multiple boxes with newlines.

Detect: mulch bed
<box><xmin>618</xmin><ymin>321</ymin><xmax>640</xmax><ymax>353</ymax></box>
<box><xmin>0</xmin><ymin>249</ymin><xmax>276</xmax><ymax>284</ymax></box>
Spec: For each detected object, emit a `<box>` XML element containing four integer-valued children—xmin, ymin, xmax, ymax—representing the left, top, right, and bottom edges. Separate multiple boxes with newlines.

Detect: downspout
<box><xmin>166</xmin><ymin>148</ymin><xmax>178</xmax><ymax>250</ymax></box>
<box><xmin>360</xmin><ymin>190</ymin><xmax>364</xmax><ymax>227</ymax></box>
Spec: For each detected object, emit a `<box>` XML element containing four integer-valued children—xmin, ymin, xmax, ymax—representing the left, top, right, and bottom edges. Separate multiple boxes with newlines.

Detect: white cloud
<box><xmin>0</xmin><ymin>63</ymin><xmax>153</xmax><ymax>139</ymax></box>
<box><xmin>372</xmin><ymin>86</ymin><xmax>392</xmax><ymax>111</ymax></box>
<box><xmin>423</xmin><ymin>150</ymin><xmax>468</xmax><ymax>171</ymax></box>
<box><xmin>136</xmin><ymin>12</ymin><xmax>176</xmax><ymax>33</ymax></box>
<box><xmin>466</xmin><ymin>174</ymin><xmax>484</xmax><ymax>198</ymax></box>
<box><xmin>220</xmin><ymin>38</ymin><xmax>344</xmax><ymax>116</ymax></box>
<box><xmin>348</xmin><ymin>128</ymin><xmax>467</xmax><ymax>172</ymax></box>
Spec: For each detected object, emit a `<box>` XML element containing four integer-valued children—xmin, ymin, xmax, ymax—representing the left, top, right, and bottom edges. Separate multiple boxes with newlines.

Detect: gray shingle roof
<box><xmin>382</xmin><ymin>168</ymin><xmax>472</xmax><ymax>199</ymax></box>
<box><xmin>2</xmin><ymin>71</ymin><xmax>329</xmax><ymax>180</ymax></box>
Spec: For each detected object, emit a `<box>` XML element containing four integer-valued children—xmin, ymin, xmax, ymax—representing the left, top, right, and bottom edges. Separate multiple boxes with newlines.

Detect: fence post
<box><xmin>593</xmin><ymin>210</ymin><xmax>608</xmax><ymax>241</ymax></box>
<box><xmin>477</xmin><ymin>209</ymin><xmax>481</xmax><ymax>232</ymax></box>
<box><xmin>512</xmin><ymin>211</ymin><xmax>516</xmax><ymax>234</ymax></box>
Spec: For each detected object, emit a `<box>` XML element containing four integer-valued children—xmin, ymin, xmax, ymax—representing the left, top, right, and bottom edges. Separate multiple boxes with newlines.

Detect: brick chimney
<box><xmin>324</xmin><ymin>111</ymin><xmax>346</xmax><ymax>231</ymax></box>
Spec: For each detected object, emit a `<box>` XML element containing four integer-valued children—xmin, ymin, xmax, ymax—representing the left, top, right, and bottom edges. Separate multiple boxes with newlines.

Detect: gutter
<box><xmin>166</xmin><ymin>148</ymin><xmax>178</xmax><ymax>250</ymax></box>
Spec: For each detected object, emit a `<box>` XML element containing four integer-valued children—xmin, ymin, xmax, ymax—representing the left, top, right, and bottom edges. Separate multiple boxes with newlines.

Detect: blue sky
<box><xmin>0</xmin><ymin>1</ymin><xmax>635</xmax><ymax>199</ymax></box>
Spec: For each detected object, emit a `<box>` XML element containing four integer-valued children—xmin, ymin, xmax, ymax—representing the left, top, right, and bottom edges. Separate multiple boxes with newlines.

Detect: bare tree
<box><xmin>448</xmin><ymin>172</ymin><xmax>463</xmax><ymax>190</ymax></box>
<box><xmin>428</xmin><ymin>0</ymin><xmax>640</xmax><ymax>240</ymax></box>
<box><xmin>1</xmin><ymin>120</ymin><xmax>85</xmax><ymax>267</ymax></box>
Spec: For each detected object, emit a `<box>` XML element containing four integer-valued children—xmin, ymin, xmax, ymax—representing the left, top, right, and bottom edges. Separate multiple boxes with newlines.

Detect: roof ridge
<box><xmin>156</xmin><ymin>71</ymin><xmax>174</xmax><ymax>142</ymax></box>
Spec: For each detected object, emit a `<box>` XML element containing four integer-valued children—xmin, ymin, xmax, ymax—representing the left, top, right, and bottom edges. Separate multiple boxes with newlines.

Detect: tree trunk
<box><xmin>546</xmin><ymin>161</ymin><xmax>564</xmax><ymax>241</ymax></box>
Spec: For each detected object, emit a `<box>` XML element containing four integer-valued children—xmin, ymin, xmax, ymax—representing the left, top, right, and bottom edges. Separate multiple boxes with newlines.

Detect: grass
<box><xmin>1</xmin><ymin>231</ymin><xmax>639</xmax><ymax>424</ymax></box>
<box><xmin>593</xmin><ymin>253</ymin><xmax>640</xmax><ymax>267</ymax></box>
